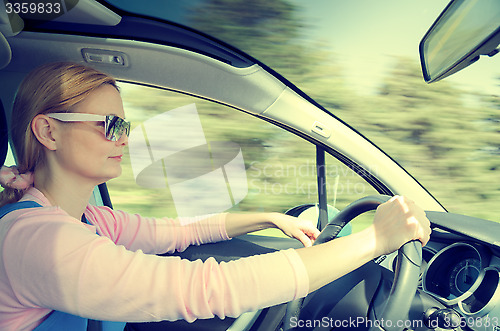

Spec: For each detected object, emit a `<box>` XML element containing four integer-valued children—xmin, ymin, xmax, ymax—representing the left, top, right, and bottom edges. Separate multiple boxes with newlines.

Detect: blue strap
<box><xmin>1</xmin><ymin>202</ymin><xmax>127</xmax><ymax>331</ymax></box>
<box><xmin>101</xmin><ymin>321</ymin><xmax>127</xmax><ymax>331</ymax></box>
<box><xmin>33</xmin><ymin>311</ymin><xmax>88</xmax><ymax>331</ymax></box>
<box><xmin>0</xmin><ymin>201</ymin><xmax>42</xmax><ymax>218</ymax></box>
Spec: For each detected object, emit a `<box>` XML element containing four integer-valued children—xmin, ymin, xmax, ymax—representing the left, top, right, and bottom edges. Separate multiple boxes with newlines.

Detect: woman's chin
<box><xmin>100</xmin><ymin>166</ymin><xmax>122</xmax><ymax>183</ymax></box>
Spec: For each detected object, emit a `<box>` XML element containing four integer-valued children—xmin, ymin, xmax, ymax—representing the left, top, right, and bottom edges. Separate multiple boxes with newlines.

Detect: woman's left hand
<box><xmin>269</xmin><ymin>213</ymin><xmax>320</xmax><ymax>247</ymax></box>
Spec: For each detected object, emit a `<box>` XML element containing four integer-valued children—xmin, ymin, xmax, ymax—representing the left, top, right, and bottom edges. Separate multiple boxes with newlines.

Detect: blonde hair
<box><xmin>0</xmin><ymin>62</ymin><xmax>117</xmax><ymax>206</ymax></box>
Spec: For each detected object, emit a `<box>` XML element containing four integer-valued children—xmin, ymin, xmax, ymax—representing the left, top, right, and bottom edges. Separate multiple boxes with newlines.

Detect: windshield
<box><xmin>104</xmin><ymin>0</ymin><xmax>500</xmax><ymax>223</ymax></box>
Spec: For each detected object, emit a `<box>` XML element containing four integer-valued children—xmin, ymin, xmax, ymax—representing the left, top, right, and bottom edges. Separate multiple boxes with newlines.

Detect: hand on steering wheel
<box><xmin>284</xmin><ymin>195</ymin><xmax>429</xmax><ymax>331</ymax></box>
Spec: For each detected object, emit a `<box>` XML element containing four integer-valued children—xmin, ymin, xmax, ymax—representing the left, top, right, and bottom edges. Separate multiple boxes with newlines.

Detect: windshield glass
<box><xmin>104</xmin><ymin>0</ymin><xmax>500</xmax><ymax>223</ymax></box>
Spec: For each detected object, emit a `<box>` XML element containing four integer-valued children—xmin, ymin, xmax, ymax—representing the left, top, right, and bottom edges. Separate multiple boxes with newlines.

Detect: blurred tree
<box><xmin>354</xmin><ymin>58</ymin><xmax>500</xmax><ymax>219</ymax></box>
<box><xmin>188</xmin><ymin>0</ymin><xmax>301</xmax><ymax>65</ymax></box>
<box><xmin>186</xmin><ymin>0</ymin><xmax>350</xmax><ymax>109</ymax></box>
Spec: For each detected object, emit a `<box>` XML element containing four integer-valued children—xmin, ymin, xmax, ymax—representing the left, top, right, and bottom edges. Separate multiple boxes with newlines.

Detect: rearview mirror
<box><xmin>420</xmin><ymin>0</ymin><xmax>500</xmax><ymax>83</ymax></box>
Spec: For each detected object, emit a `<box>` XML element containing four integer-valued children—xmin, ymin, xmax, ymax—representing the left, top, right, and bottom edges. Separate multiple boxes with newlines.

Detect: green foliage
<box><xmin>331</xmin><ymin>59</ymin><xmax>499</xmax><ymax>221</ymax></box>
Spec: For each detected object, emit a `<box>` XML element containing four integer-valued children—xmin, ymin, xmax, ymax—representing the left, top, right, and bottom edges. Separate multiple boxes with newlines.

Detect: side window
<box><xmin>2</xmin><ymin>147</ymin><xmax>15</xmax><ymax>167</ymax></box>
<box><xmin>0</xmin><ymin>146</ymin><xmax>18</xmax><ymax>195</ymax></box>
<box><xmin>107</xmin><ymin>82</ymin><xmax>378</xmax><ymax>232</ymax></box>
<box><xmin>325</xmin><ymin>154</ymin><xmax>378</xmax><ymax>232</ymax></box>
<box><xmin>108</xmin><ymin>83</ymin><xmax>319</xmax><ymax>219</ymax></box>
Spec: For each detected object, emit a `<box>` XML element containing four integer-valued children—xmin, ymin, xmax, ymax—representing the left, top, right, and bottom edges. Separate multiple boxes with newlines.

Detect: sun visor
<box><xmin>0</xmin><ymin>1</ymin><xmax>23</xmax><ymax>37</ymax></box>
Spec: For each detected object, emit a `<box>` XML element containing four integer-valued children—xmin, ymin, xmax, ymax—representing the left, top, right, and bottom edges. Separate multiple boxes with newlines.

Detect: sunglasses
<box><xmin>46</xmin><ymin>113</ymin><xmax>131</xmax><ymax>142</ymax></box>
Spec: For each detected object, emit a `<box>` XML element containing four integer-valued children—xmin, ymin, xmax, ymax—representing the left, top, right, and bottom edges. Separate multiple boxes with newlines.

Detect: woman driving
<box><xmin>0</xmin><ymin>62</ymin><xmax>431</xmax><ymax>331</ymax></box>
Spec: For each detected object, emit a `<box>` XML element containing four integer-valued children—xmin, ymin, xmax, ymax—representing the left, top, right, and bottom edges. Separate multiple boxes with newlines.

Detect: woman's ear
<box><xmin>31</xmin><ymin>114</ymin><xmax>58</xmax><ymax>151</ymax></box>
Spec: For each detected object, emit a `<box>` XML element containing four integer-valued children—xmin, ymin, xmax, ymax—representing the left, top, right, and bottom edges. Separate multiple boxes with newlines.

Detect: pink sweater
<box><xmin>0</xmin><ymin>188</ymin><xmax>308</xmax><ymax>330</ymax></box>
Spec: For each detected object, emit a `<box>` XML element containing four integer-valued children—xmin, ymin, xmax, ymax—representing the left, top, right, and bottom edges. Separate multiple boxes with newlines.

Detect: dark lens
<box><xmin>105</xmin><ymin>116</ymin><xmax>130</xmax><ymax>141</ymax></box>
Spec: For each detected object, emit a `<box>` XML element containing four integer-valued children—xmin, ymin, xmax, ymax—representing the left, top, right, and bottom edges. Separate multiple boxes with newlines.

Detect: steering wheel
<box><xmin>284</xmin><ymin>195</ymin><xmax>422</xmax><ymax>331</ymax></box>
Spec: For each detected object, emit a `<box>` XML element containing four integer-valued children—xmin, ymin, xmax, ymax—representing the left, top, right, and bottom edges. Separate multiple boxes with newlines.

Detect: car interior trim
<box><xmin>423</xmin><ymin>242</ymin><xmax>487</xmax><ymax>305</ymax></box>
<box><xmin>52</xmin><ymin>0</ymin><xmax>121</xmax><ymax>26</ymax></box>
<box><xmin>316</xmin><ymin>146</ymin><xmax>329</xmax><ymax>231</ymax></box>
<box><xmin>0</xmin><ymin>32</ymin><xmax>11</xmax><ymax>70</ymax></box>
<box><xmin>458</xmin><ymin>267</ymin><xmax>500</xmax><ymax>317</ymax></box>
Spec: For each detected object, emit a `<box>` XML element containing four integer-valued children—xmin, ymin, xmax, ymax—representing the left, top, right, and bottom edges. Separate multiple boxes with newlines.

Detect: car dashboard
<box><xmin>422</xmin><ymin>241</ymin><xmax>500</xmax><ymax>316</ymax></box>
<box><xmin>380</xmin><ymin>211</ymin><xmax>500</xmax><ymax>331</ymax></box>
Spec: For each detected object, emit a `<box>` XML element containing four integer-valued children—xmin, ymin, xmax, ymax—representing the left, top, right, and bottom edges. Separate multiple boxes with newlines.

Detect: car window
<box><xmin>2</xmin><ymin>147</ymin><xmax>16</xmax><ymax>168</ymax></box>
<box><xmin>324</xmin><ymin>153</ymin><xmax>377</xmax><ymax>232</ymax></box>
<box><xmin>106</xmin><ymin>82</ymin><xmax>378</xmax><ymax>231</ymax></box>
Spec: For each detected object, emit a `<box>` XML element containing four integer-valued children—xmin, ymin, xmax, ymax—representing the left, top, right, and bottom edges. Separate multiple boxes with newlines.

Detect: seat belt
<box><xmin>0</xmin><ymin>201</ymin><xmax>127</xmax><ymax>331</ymax></box>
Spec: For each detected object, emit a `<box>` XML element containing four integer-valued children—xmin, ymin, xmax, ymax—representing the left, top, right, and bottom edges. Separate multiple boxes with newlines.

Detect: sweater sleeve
<box><xmin>85</xmin><ymin>205</ymin><xmax>230</xmax><ymax>254</ymax></box>
<box><xmin>3</xmin><ymin>209</ymin><xmax>309</xmax><ymax>323</ymax></box>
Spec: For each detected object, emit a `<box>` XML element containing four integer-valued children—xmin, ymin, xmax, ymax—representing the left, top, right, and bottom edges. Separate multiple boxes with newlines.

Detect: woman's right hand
<box><xmin>297</xmin><ymin>195</ymin><xmax>431</xmax><ymax>293</ymax></box>
<box><xmin>371</xmin><ymin>195</ymin><xmax>431</xmax><ymax>256</ymax></box>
